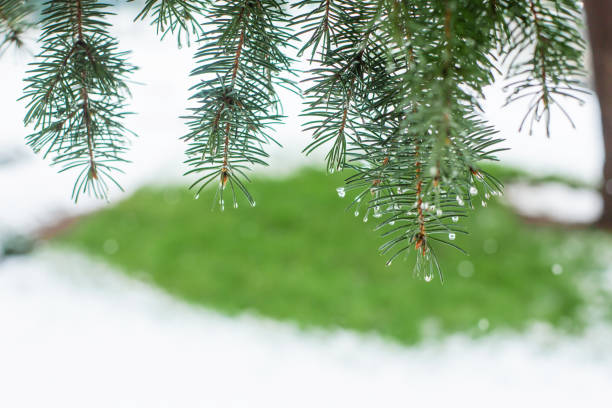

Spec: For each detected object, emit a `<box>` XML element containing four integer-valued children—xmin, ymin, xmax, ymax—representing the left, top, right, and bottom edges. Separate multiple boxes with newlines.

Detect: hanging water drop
<box><xmin>389</xmin><ymin>220</ymin><xmax>395</xmax><ymax>226</ymax></box>
<box><xmin>234</xmin><ymin>202</ymin><xmax>238</xmax><ymax>209</ymax></box>
<box><xmin>469</xmin><ymin>186</ymin><xmax>478</xmax><ymax>195</ymax></box>
<box><xmin>481</xmin><ymin>200</ymin><xmax>487</xmax><ymax>207</ymax></box>
<box><xmin>251</xmin><ymin>201</ymin><xmax>256</xmax><ymax>207</ymax></box>
<box><xmin>385</xmin><ymin>259</ymin><xmax>393</xmax><ymax>267</ymax></box>
<box><xmin>436</xmin><ymin>209</ymin><xmax>443</xmax><ymax>216</ymax></box>
<box><xmin>195</xmin><ymin>193</ymin><xmax>200</xmax><ymax>200</ymax></box>
<box><xmin>336</xmin><ymin>187</ymin><xmax>346</xmax><ymax>198</ymax></box>
<box><xmin>484</xmin><ymin>192</ymin><xmax>490</xmax><ymax>200</ymax></box>
<box><xmin>424</xmin><ymin>271</ymin><xmax>433</xmax><ymax>282</ymax></box>
<box><xmin>354</xmin><ymin>209</ymin><xmax>360</xmax><ymax>217</ymax></box>
<box><xmin>363</xmin><ymin>214</ymin><xmax>369</xmax><ymax>223</ymax></box>
<box><xmin>456</xmin><ymin>195</ymin><xmax>464</xmax><ymax>206</ymax></box>
<box><xmin>449</xmin><ymin>233</ymin><xmax>456</xmax><ymax>240</ymax></box>
<box><xmin>452</xmin><ymin>216</ymin><xmax>459</xmax><ymax>222</ymax></box>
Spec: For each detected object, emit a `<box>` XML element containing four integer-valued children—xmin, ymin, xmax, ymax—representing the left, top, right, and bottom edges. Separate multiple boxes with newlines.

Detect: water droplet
<box><xmin>469</xmin><ymin>186</ymin><xmax>478</xmax><ymax>195</ymax></box>
<box><xmin>484</xmin><ymin>192</ymin><xmax>490</xmax><ymax>199</ymax></box>
<box><xmin>386</xmin><ymin>259</ymin><xmax>392</xmax><ymax>267</ymax></box>
<box><xmin>456</xmin><ymin>195</ymin><xmax>464</xmax><ymax>206</ymax></box>
<box><xmin>481</xmin><ymin>200</ymin><xmax>487</xmax><ymax>207</ymax></box>
<box><xmin>336</xmin><ymin>187</ymin><xmax>346</xmax><ymax>198</ymax></box>
<box><xmin>449</xmin><ymin>233</ymin><xmax>456</xmax><ymax>240</ymax></box>
<box><xmin>552</xmin><ymin>264</ymin><xmax>563</xmax><ymax>275</ymax></box>
<box><xmin>354</xmin><ymin>209</ymin><xmax>360</xmax><ymax>217</ymax></box>
<box><xmin>220</xmin><ymin>200</ymin><xmax>225</xmax><ymax>211</ymax></box>
<box><xmin>436</xmin><ymin>209</ymin><xmax>443</xmax><ymax>216</ymax></box>
<box><xmin>363</xmin><ymin>214</ymin><xmax>368</xmax><ymax>223</ymax></box>
<box><xmin>424</xmin><ymin>270</ymin><xmax>434</xmax><ymax>282</ymax></box>
<box><xmin>251</xmin><ymin>201</ymin><xmax>256</xmax><ymax>207</ymax></box>
<box><xmin>452</xmin><ymin>216</ymin><xmax>459</xmax><ymax>222</ymax></box>
<box><xmin>234</xmin><ymin>202</ymin><xmax>238</xmax><ymax>209</ymax></box>
<box><xmin>195</xmin><ymin>194</ymin><xmax>200</xmax><ymax>200</ymax></box>
<box><xmin>423</xmin><ymin>202</ymin><xmax>430</xmax><ymax>210</ymax></box>
<box><xmin>329</xmin><ymin>168</ymin><xmax>335</xmax><ymax>174</ymax></box>
<box><xmin>389</xmin><ymin>220</ymin><xmax>395</xmax><ymax>225</ymax></box>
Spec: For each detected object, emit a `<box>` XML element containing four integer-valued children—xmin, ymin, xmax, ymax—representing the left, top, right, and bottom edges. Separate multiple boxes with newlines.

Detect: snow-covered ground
<box><xmin>1</xmin><ymin>250</ymin><xmax>611</xmax><ymax>408</ymax></box>
<box><xmin>1</xmin><ymin>9</ymin><xmax>611</xmax><ymax>408</ymax></box>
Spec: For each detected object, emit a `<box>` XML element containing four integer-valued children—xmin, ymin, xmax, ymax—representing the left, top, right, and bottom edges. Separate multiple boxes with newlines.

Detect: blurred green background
<box><xmin>57</xmin><ymin>167</ymin><xmax>612</xmax><ymax>344</ymax></box>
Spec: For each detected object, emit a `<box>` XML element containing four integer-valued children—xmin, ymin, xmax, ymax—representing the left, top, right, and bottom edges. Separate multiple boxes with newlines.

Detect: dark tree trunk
<box><xmin>584</xmin><ymin>1</ymin><xmax>612</xmax><ymax>228</ymax></box>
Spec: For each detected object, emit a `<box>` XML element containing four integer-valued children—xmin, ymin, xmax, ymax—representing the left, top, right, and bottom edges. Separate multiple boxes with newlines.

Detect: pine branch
<box><xmin>183</xmin><ymin>0</ymin><xmax>296</xmax><ymax>209</ymax></box>
<box><xmin>0</xmin><ymin>0</ymin><xmax>33</xmax><ymax>54</ymax></box>
<box><xmin>133</xmin><ymin>0</ymin><xmax>207</xmax><ymax>46</ymax></box>
<box><xmin>22</xmin><ymin>0</ymin><xmax>136</xmax><ymax>201</ymax></box>
<box><xmin>503</xmin><ymin>0</ymin><xmax>587</xmax><ymax>136</ymax></box>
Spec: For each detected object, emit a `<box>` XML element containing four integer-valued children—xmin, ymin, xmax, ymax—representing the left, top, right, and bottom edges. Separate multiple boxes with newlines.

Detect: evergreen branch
<box><xmin>183</xmin><ymin>0</ymin><xmax>296</xmax><ymax>209</ymax></box>
<box><xmin>503</xmin><ymin>0</ymin><xmax>587</xmax><ymax>136</ymax></box>
<box><xmin>133</xmin><ymin>0</ymin><xmax>206</xmax><ymax>46</ymax></box>
<box><xmin>0</xmin><ymin>0</ymin><xmax>34</xmax><ymax>54</ymax></box>
<box><xmin>23</xmin><ymin>0</ymin><xmax>136</xmax><ymax>201</ymax></box>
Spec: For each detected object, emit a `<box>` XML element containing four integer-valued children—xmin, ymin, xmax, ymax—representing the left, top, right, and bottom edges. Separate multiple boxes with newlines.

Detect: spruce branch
<box><xmin>133</xmin><ymin>0</ymin><xmax>207</xmax><ymax>46</ymax></box>
<box><xmin>22</xmin><ymin>0</ymin><xmax>136</xmax><ymax>201</ymax></box>
<box><xmin>0</xmin><ymin>0</ymin><xmax>34</xmax><ymax>54</ymax></box>
<box><xmin>503</xmin><ymin>0</ymin><xmax>588</xmax><ymax>136</ymax></box>
<box><xmin>183</xmin><ymin>0</ymin><xmax>296</xmax><ymax>209</ymax></box>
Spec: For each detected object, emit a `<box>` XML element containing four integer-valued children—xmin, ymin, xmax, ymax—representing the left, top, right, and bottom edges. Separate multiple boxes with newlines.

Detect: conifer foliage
<box><xmin>1</xmin><ymin>0</ymin><xmax>587</xmax><ymax>278</ymax></box>
<box><xmin>21</xmin><ymin>0</ymin><xmax>135</xmax><ymax>200</ymax></box>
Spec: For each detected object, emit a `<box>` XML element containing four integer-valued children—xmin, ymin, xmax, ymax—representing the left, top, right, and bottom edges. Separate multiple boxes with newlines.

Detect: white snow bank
<box><xmin>0</xmin><ymin>249</ymin><xmax>611</xmax><ymax>408</ymax></box>
<box><xmin>504</xmin><ymin>182</ymin><xmax>603</xmax><ymax>223</ymax></box>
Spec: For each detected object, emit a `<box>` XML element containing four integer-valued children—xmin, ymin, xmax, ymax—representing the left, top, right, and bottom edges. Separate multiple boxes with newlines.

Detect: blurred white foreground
<box><xmin>1</xmin><ymin>250</ymin><xmax>611</xmax><ymax>408</ymax></box>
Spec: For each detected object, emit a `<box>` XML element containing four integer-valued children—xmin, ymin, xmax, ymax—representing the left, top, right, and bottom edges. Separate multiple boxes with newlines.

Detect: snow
<box><xmin>0</xmin><ymin>9</ymin><xmax>611</xmax><ymax>407</ymax></box>
<box><xmin>504</xmin><ymin>182</ymin><xmax>603</xmax><ymax>224</ymax></box>
<box><xmin>1</xmin><ymin>249</ymin><xmax>612</xmax><ymax>408</ymax></box>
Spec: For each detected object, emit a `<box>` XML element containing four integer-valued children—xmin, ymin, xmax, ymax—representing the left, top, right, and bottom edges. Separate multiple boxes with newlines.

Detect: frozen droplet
<box><xmin>449</xmin><ymin>233</ymin><xmax>456</xmax><ymax>240</ymax></box>
<box><xmin>481</xmin><ymin>200</ymin><xmax>487</xmax><ymax>207</ymax></box>
<box><xmin>469</xmin><ymin>186</ymin><xmax>478</xmax><ymax>195</ymax></box>
<box><xmin>452</xmin><ymin>216</ymin><xmax>459</xmax><ymax>222</ymax></box>
<box><xmin>336</xmin><ymin>187</ymin><xmax>346</xmax><ymax>198</ymax></box>
<box><xmin>552</xmin><ymin>264</ymin><xmax>563</xmax><ymax>275</ymax></box>
<box><xmin>195</xmin><ymin>194</ymin><xmax>200</xmax><ymax>200</ymax></box>
<box><xmin>436</xmin><ymin>209</ymin><xmax>443</xmax><ymax>216</ymax></box>
<box><xmin>456</xmin><ymin>195</ymin><xmax>464</xmax><ymax>206</ymax></box>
